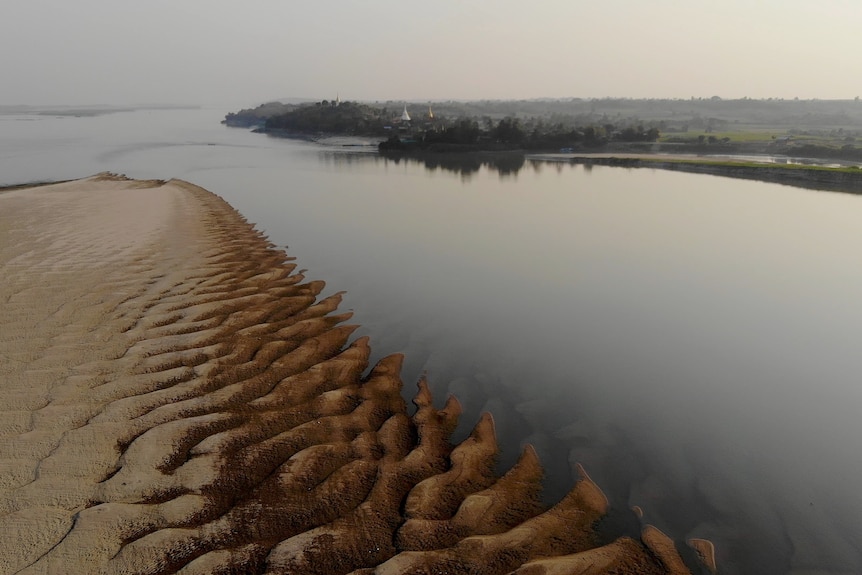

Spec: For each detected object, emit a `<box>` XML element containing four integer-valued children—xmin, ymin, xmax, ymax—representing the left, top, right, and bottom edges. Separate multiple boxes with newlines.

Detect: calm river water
<box><xmin>3</xmin><ymin>107</ymin><xmax>862</xmax><ymax>574</ymax></box>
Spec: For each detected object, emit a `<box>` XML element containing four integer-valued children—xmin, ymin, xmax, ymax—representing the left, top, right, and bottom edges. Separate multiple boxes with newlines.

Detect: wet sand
<box><xmin>0</xmin><ymin>174</ymin><xmax>702</xmax><ymax>574</ymax></box>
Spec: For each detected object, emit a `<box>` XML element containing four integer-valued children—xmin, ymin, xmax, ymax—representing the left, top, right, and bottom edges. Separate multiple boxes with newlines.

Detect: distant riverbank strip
<box><xmin>532</xmin><ymin>154</ymin><xmax>862</xmax><ymax>194</ymax></box>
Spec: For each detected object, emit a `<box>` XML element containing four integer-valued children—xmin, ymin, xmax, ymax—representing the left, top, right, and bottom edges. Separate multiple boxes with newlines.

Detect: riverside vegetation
<box><xmin>224</xmin><ymin>97</ymin><xmax>862</xmax><ymax>161</ymax></box>
<box><xmin>224</xmin><ymin>97</ymin><xmax>862</xmax><ymax>193</ymax></box>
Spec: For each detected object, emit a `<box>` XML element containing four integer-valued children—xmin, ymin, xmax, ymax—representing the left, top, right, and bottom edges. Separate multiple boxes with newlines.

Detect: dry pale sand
<box><xmin>0</xmin><ymin>174</ymin><xmax>705</xmax><ymax>574</ymax></box>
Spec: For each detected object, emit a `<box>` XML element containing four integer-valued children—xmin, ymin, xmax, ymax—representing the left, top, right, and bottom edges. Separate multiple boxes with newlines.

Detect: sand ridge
<box><xmin>0</xmin><ymin>174</ymin><xmax>705</xmax><ymax>574</ymax></box>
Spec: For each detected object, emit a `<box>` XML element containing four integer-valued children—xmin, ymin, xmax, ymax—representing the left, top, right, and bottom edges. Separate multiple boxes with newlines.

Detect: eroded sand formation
<box><xmin>0</xmin><ymin>175</ymin><xmax>704</xmax><ymax>574</ymax></box>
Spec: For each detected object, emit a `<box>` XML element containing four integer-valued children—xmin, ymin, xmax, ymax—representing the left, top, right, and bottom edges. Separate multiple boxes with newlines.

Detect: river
<box><xmin>2</xmin><ymin>106</ymin><xmax>861</xmax><ymax>574</ymax></box>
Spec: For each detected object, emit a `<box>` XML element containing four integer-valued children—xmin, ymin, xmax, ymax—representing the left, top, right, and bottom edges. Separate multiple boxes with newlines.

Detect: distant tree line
<box><xmin>226</xmin><ymin>96</ymin><xmax>862</xmax><ymax>135</ymax></box>
<box><xmin>380</xmin><ymin>116</ymin><xmax>660</xmax><ymax>152</ymax></box>
<box><xmin>224</xmin><ymin>101</ymin><xmax>663</xmax><ymax>152</ymax></box>
<box><xmin>223</xmin><ymin>101</ymin><xmax>298</xmax><ymax>128</ymax></box>
<box><xmin>222</xmin><ymin>97</ymin><xmax>862</xmax><ymax>160</ymax></box>
<box><xmin>264</xmin><ymin>101</ymin><xmax>392</xmax><ymax>136</ymax></box>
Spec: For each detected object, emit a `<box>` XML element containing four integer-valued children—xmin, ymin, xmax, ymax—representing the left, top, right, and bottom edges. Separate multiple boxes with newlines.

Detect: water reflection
<box><xmin>319</xmin><ymin>150</ymin><xmax>530</xmax><ymax>179</ymax></box>
<box><xmin>287</xmin><ymin>149</ymin><xmax>862</xmax><ymax>574</ymax></box>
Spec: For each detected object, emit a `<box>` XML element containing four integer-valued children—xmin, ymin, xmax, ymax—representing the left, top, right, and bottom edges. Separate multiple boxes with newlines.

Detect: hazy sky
<box><xmin>2</xmin><ymin>0</ymin><xmax>860</xmax><ymax>106</ymax></box>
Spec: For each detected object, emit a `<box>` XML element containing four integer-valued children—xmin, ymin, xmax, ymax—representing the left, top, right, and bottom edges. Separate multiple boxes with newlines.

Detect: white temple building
<box><xmin>400</xmin><ymin>105</ymin><xmax>411</xmax><ymax>122</ymax></box>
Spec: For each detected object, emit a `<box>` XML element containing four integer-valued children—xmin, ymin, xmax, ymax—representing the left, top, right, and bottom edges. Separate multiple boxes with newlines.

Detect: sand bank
<box><xmin>0</xmin><ymin>174</ymin><xmax>703</xmax><ymax>574</ymax></box>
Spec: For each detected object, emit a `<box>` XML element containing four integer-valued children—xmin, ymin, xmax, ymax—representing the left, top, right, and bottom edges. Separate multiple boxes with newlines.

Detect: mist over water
<box><xmin>3</xmin><ymin>108</ymin><xmax>862</xmax><ymax>573</ymax></box>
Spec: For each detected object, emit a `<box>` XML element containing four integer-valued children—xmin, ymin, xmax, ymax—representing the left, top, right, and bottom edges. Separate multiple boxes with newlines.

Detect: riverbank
<box><xmin>236</xmin><ymin>121</ymin><xmax>862</xmax><ymax>194</ymax></box>
<box><xmin>0</xmin><ymin>174</ymin><xmax>707</xmax><ymax>574</ymax></box>
<box><xmin>530</xmin><ymin>153</ymin><xmax>862</xmax><ymax>194</ymax></box>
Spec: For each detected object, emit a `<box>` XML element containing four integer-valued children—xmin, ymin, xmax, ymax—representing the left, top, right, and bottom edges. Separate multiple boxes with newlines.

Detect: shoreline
<box><xmin>532</xmin><ymin>153</ymin><xmax>862</xmax><ymax>194</ymax></box>
<box><xmin>0</xmin><ymin>174</ymin><xmax>706</xmax><ymax>574</ymax></box>
<box><xmin>0</xmin><ymin>178</ymin><xmax>76</xmax><ymax>193</ymax></box>
<box><xmin>234</xmin><ymin>124</ymin><xmax>862</xmax><ymax>194</ymax></box>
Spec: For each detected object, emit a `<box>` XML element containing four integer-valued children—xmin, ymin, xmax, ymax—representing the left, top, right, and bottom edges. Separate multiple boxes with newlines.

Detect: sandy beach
<box><xmin>0</xmin><ymin>174</ymin><xmax>705</xmax><ymax>574</ymax></box>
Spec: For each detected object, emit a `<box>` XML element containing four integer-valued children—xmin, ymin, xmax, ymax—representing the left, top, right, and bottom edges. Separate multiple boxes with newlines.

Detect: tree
<box><xmin>493</xmin><ymin>117</ymin><xmax>525</xmax><ymax>145</ymax></box>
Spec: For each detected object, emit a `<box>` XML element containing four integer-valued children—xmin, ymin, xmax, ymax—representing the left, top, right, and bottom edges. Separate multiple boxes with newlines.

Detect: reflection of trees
<box><xmin>418</xmin><ymin>153</ymin><xmax>526</xmax><ymax>177</ymax></box>
<box><xmin>320</xmin><ymin>151</ymin><xmax>577</xmax><ymax>179</ymax></box>
<box><xmin>380</xmin><ymin>152</ymin><xmax>527</xmax><ymax>178</ymax></box>
<box><xmin>488</xmin><ymin>154</ymin><xmax>526</xmax><ymax>176</ymax></box>
<box><xmin>420</xmin><ymin>154</ymin><xmax>483</xmax><ymax>177</ymax></box>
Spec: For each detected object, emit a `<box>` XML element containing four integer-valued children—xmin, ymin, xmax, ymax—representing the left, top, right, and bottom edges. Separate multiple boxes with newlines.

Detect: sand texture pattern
<box><xmin>0</xmin><ymin>175</ymin><xmax>699</xmax><ymax>574</ymax></box>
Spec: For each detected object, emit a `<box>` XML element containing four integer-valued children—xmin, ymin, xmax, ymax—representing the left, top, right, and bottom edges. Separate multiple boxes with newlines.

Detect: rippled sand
<box><xmin>0</xmin><ymin>174</ymin><xmax>703</xmax><ymax>574</ymax></box>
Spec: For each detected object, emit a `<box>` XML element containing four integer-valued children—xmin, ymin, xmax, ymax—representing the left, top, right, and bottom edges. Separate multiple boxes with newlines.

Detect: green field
<box><xmin>661</xmin><ymin>130</ymin><xmax>794</xmax><ymax>143</ymax></box>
